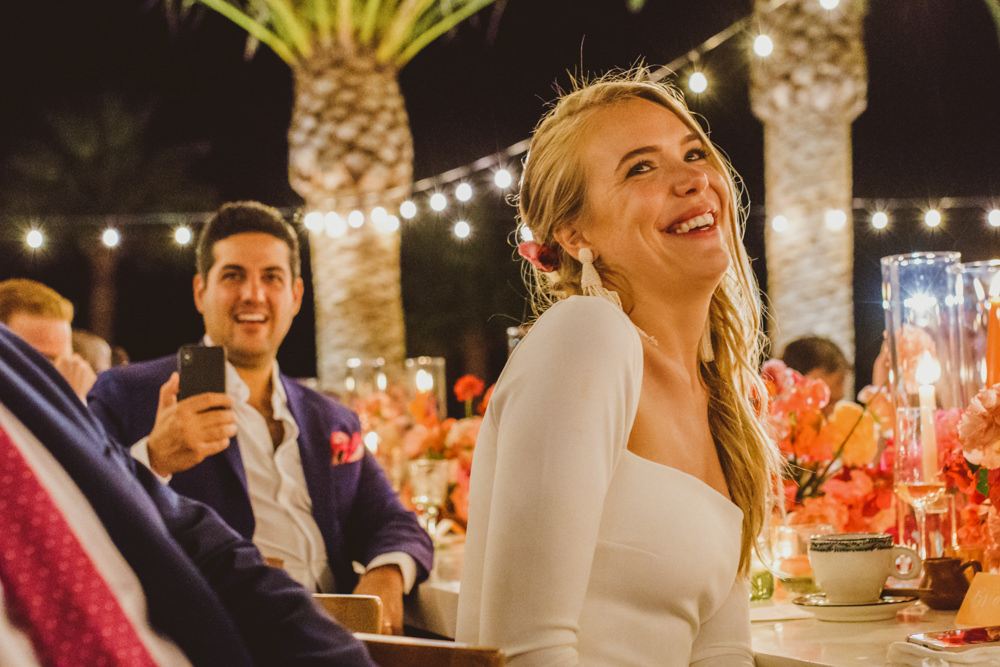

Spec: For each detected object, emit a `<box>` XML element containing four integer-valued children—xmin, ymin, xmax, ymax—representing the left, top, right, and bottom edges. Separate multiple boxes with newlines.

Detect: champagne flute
<box><xmin>408</xmin><ymin>458</ymin><xmax>450</xmax><ymax>540</ymax></box>
<box><xmin>894</xmin><ymin>406</ymin><xmax>946</xmax><ymax>560</ymax></box>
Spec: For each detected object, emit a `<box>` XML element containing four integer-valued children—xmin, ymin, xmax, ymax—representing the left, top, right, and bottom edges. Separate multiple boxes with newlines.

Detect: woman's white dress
<box><xmin>456</xmin><ymin>296</ymin><xmax>752</xmax><ymax>666</ymax></box>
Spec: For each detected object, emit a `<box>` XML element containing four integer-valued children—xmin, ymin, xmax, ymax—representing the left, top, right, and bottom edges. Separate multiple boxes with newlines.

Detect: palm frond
<box><xmin>194</xmin><ymin>0</ymin><xmax>297</xmax><ymax>63</ymax></box>
<box><xmin>187</xmin><ymin>0</ymin><xmax>496</xmax><ymax>67</ymax></box>
<box><xmin>391</xmin><ymin>0</ymin><xmax>495</xmax><ymax>65</ymax></box>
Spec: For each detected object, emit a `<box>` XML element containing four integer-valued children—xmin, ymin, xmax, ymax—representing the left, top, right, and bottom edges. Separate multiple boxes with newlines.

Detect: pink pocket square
<box><xmin>330</xmin><ymin>431</ymin><xmax>364</xmax><ymax>465</ymax></box>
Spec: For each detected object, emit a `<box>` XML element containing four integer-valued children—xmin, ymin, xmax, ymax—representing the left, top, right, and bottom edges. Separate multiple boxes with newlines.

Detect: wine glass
<box><xmin>408</xmin><ymin>458</ymin><xmax>450</xmax><ymax>539</ymax></box>
<box><xmin>894</xmin><ymin>406</ymin><xmax>946</xmax><ymax>560</ymax></box>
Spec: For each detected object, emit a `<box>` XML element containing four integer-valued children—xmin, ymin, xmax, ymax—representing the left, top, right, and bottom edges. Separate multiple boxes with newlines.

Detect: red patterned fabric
<box><xmin>0</xmin><ymin>424</ymin><xmax>158</xmax><ymax>667</ymax></box>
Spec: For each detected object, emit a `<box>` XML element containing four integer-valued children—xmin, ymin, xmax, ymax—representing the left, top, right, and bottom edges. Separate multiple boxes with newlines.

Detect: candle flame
<box><xmin>415</xmin><ymin>369</ymin><xmax>434</xmax><ymax>391</ymax></box>
<box><xmin>915</xmin><ymin>351</ymin><xmax>941</xmax><ymax>385</ymax></box>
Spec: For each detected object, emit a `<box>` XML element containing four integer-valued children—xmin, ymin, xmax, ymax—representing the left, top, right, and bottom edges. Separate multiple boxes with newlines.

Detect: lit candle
<box><xmin>988</xmin><ymin>297</ymin><xmax>1000</xmax><ymax>386</ymax></box>
<box><xmin>915</xmin><ymin>353</ymin><xmax>940</xmax><ymax>480</ymax></box>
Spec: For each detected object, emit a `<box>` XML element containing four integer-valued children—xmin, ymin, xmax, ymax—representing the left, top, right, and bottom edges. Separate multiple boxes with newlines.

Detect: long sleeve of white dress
<box><xmin>456</xmin><ymin>296</ymin><xmax>753</xmax><ymax>666</ymax></box>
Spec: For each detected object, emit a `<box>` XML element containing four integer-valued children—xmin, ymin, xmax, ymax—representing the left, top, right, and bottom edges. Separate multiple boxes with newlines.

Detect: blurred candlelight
<box><xmin>915</xmin><ymin>352</ymin><xmax>940</xmax><ymax>479</ymax></box>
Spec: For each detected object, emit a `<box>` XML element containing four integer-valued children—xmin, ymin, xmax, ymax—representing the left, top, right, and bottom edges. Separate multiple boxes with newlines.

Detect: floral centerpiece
<box><xmin>761</xmin><ymin>359</ymin><xmax>895</xmax><ymax>534</ymax></box>
<box><xmin>352</xmin><ymin>374</ymin><xmax>493</xmax><ymax>530</ymax></box>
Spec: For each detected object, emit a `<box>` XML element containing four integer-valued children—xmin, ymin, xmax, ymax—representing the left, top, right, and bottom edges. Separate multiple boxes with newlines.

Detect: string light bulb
<box><xmin>753</xmin><ymin>34</ymin><xmax>774</xmax><ymax>57</ymax></box>
<box><xmin>989</xmin><ymin>209</ymin><xmax>1000</xmax><ymax>227</ymax></box>
<box><xmin>820</xmin><ymin>0</ymin><xmax>840</xmax><ymax>8</ymax></box>
<box><xmin>825</xmin><ymin>209</ymin><xmax>847</xmax><ymax>231</ymax></box>
<box><xmin>376</xmin><ymin>214</ymin><xmax>400</xmax><ymax>233</ymax></box>
<box><xmin>455</xmin><ymin>182</ymin><xmax>473</xmax><ymax>202</ymax></box>
<box><xmin>688</xmin><ymin>71</ymin><xmax>708</xmax><ymax>94</ymax></box>
<box><xmin>325</xmin><ymin>212</ymin><xmax>347</xmax><ymax>238</ymax></box>
<box><xmin>429</xmin><ymin>193</ymin><xmax>447</xmax><ymax>212</ymax></box>
<box><xmin>924</xmin><ymin>209</ymin><xmax>942</xmax><ymax>228</ymax></box>
<box><xmin>174</xmin><ymin>226</ymin><xmax>192</xmax><ymax>245</ymax></box>
<box><xmin>453</xmin><ymin>220</ymin><xmax>471</xmax><ymax>239</ymax></box>
<box><xmin>102</xmin><ymin>228</ymin><xmax>120</xmax><ymax>248</ymax></box>
<box><xmin>494</xmin><ymin>169</ymin><xmax>513</xmax><ymax>189</ymax></box>
<box><xmin>348</xmin><ymin>210</ymin><xmax>365</xmax><ymax>228</ymax></box>
<box><xmin>871</xmin><ymin>211</ymin><xmax>889</xmax><ymax>229</ymax></box>
<box><xmin>771</xmin><ymin>215</ymin><xmax>789</xmax><ymax>232</ymax></box>
<box><xmin>399</xmin><ymin>200</ymin><xmax>417</xmax><ymax>219</ymax></box>
<box><xmin>303</xmin><ymin>211</ymin><xmax>324</xmax><ymax>232</ymax></box>
<box><xmin>26</xmin><ymin>229</ymin><xmax>43</xmax><ymax>249</ymax></box>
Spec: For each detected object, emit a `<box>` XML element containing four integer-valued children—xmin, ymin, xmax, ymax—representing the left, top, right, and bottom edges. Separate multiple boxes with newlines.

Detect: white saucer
<box><xmin>791</xmin><ymin>594</ymin><xmax>918</xmax><ymax>622</ymax></box>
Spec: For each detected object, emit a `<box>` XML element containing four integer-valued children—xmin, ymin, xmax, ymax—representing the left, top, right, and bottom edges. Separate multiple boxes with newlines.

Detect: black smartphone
<box><xmin>908</xmin><ymin>626</ymin><xmax>1000</xmax><ymax>651</ymax></box>
<box><xmin>177</xmin><ymin>345</ymin><xmax>226</xmax><ymax>401</ymax></box>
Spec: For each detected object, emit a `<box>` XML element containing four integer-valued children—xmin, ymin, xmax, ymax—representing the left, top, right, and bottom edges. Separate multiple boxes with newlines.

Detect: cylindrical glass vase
<box><xmin>954</xmin><ymin>260</ymin><xmax>1000</xmax><ymax>405</ymax></box>
<box><xmin>881</xmin><ymin>252</ymin><xmax>963</xmax><ymax>411</ymax></box>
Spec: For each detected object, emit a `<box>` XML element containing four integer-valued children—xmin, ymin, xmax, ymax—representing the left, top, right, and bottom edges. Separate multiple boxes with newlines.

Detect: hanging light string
<box><xmin>4</xmin><ymin>0</ymin><xmax>997</xmax><ymax>250</ymax></box>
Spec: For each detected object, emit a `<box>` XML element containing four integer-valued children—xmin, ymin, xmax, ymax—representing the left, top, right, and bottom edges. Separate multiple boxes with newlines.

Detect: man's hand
<box><xmin>146</xmin><ymin>372</ymin><xmax>236</xmax><ymax>477</ymax></box>
<box><xmin>353</xmin><ymin>565</ymin><xmax>405</xmax><ymax>635</ymax></box>
<box><xmin>53</xmin><ymin>352</ymin><xmax>97</xmax><ymax>403</ymax></box>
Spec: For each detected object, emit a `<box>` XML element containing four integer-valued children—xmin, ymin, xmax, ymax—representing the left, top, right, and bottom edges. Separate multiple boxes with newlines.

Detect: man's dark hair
<box><xmin>781</xmin><ymin>335</ymin><xmax>851</xmax><ymax>375</ymax></box>
<box><xmin>195</xmin><ymin>201</ymin><xmax>301</xmax><ymax>281</ymax></box>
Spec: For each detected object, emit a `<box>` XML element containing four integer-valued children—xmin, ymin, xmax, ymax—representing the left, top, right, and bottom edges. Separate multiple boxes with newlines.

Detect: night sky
<box><xmin>1</xmin><ymin>0</ymin><xmax>999</xmax><ymax>398</ymax></box>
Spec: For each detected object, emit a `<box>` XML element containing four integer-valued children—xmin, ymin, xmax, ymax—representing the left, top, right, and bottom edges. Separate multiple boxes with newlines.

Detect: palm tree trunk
<box><xmin>750</xmin><ymin>0</ymin><xmax>868</xmax><ymax>374</ymax></box>
<box><xmin>288</xmin><ymin>46</ymin><xmax>413</xmax><ymax>391</ymax></box>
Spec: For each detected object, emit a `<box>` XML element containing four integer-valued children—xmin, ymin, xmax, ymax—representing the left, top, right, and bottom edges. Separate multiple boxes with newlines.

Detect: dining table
<box><xmin>403</xmin><ymin>542</ymin><xmax>965</xmax><ymax>666</ymax></box>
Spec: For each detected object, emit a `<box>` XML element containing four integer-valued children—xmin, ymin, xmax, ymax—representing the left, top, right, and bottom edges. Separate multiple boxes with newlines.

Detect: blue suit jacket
<box><xmin>88</xmin><ymin>352</ymin><xmax>433</xmax><ymax>593</ymax></box>
<box><xmin>0</xmin><ymin>324</ymin><xmax>374</xmax><ymax>666</ymax></box>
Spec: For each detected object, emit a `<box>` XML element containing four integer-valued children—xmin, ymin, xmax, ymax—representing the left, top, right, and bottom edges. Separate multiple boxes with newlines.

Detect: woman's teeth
<box><xmin>671</xmin><ymin>213</ymin><xmax>715</xmax><ymax>234</ymax></box>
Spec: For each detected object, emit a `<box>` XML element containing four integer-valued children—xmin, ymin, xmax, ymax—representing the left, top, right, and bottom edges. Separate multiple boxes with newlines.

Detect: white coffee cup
<box><xmin>808</xmin><ymin>533</ymin><xmax>921</xmax><ymax>604</ymax></box>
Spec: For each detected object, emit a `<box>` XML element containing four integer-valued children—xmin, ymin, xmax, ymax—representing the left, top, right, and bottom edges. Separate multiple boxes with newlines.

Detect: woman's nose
<box><xmin>671</xmin><ymin>165</ymin><xmax>710</xmax><ymax>196</ymax></box>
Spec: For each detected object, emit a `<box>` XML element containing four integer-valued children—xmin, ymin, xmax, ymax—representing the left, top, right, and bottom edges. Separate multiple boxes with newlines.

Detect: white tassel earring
<box><xmin>579</xmin><ymin>248</ymin><xmax>622</xmax><ymax>310</ymax></box>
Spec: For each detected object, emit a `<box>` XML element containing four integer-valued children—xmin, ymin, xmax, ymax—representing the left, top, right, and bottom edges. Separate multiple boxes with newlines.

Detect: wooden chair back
<box><xmin>355</xmin><ymin>633</ymin><xmax>504</xmax><ymax>667</ymax></box>
<box><xmin>312</xmin><ymin>594</ymin><xmax>384</xmax><ymax>634</ymax></box>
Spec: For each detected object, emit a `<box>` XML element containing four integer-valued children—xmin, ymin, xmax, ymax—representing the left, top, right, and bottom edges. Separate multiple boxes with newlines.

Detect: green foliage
<box><xmin>184</xmin><ymin>0</ymin><xmax>496</xmax><ymax>67</ymax></box>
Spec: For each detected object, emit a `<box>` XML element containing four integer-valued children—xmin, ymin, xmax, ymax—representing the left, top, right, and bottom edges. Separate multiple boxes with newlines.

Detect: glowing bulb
<box><xmin>824</xmin><ymin>209</ymin><xmax>847</xmax><ymax>231</ymax></box>
<box><xmin>455</xmin><ymin>182</ymin><xmax>473</xmax><ymax>202</ymax></box>
<box><xmin>399</xmin><ymin>200</ymin><xmax>417</xmax><ymax>219</ymax></box>
<box><xmin>494</xmin><ymin>169</ymin><xmax>513</xmax><ymax>189</ymax></box>
<box><xmin>924</xmin><ymin>209</ymin><xmax>942</xmax><ymax>228</ymax></box>
<box><xmin>325</xmin><ymin>212</ymin><xmax>347</xmax><ymax>238</ymax></box>
<box><xmin>771</xmin><ymin>215</ymin><xmax>789</xmax><ymax>232</ymax></box>
<box><xmin>26</xmin><ymin>229</ymin><xmax>43</xmax><ymax>249</ymax></box>
<box><xmin>415</xmin><ymin>369</ymin><xmax>434</xmax><ymax>391</ymax></box>
<box><xmin>915</xmin><ymin>352</ymin><xmax>941</xmax><ymax>385</ymax></box>
<box><xmin>688</xmin><ymin>71</ymin><xmax>707</xmax><ymax>94</ymax></box>
<box><xmin>753</xmin><ymin>34</ymin><xmax>774</xmax><ymax>57</ymax></box>
<box><xmin>376</xmin><ymin>215</ymin><xmax>400</xmax><ymax>233</ymax></box>
<box><xmin>429</xmin><ymin>193</ymin><xmax>447</xmax><ymax>212</ymax></box>
<box><xmin>871</xmin><ymin>211</ymin><xmax>889</xmax><ymax>229</ymax></box>
<box><xmin>364</xmin><ymin>431</ymin><xmax>379</xmax><ymax>454</ymax></box>
<box><xmin>519</xmin><ymin>227</ymin><xmax>534</xmax><ymax>242</ymax></box>
<box><xmin>989</xmin><ymin>209</ymin><xmax>1000</xmax><ymax>227</ymax></box>
<box><xmin>174</xmin><ymin>226</ymin><xmax>192</xmax><ymax>245</ymax></box>
<box><xmin>370</xmin><ymin>206</ymin><xmax>387</xmax><ymax>223</ymax></box>
<box><xmin>348</xmin><ymin>210</ymin><xmax>365</xmax><ymax>228</ymax></box>
<box><xmin>102</xmin><ymin>228</ymin><xmax>120</xmax><ymax>248</ymax></box>
<box><xmin>303</xmin><ymin>211</ymin><xmax>324</xmax><ymax>232</ymax></box>
<box><xmin>453</xmin><ymin>220</ymin><xmax>471</xmax><ymax>239</ymax></box>
<box><xmin>820</xmin><ymin>0</ymin><xmax>839</xmax><ymax>8</ymax></box>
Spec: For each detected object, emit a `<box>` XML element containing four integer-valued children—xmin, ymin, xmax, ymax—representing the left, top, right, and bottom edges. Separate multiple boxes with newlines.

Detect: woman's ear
<box><xmin>552</xmin><ymin>224</ymin><xmax>591</xmax><ymax>262</ymax></box>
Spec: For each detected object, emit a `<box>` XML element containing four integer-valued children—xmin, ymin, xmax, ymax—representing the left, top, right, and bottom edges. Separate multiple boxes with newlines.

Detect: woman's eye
<box><xmin>626</xmin><ymin>160</ymin><xmax>654</xmax><ymax>177</ymax></box>
<box><xmin>685</xmin><ymin>147</ymin><xmax>708</xmax><ymax>162</ymax></box>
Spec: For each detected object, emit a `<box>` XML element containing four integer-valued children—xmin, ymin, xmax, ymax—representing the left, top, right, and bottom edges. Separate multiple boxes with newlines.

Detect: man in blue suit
<box><xmin>88</xmin><ymin>201</ymin><xmax>432</xmax><ymax>634</ymax></box>
<box><xmin>0</xmin><ymin>323</ymin><xmax>375</xmax><ymax>665</ymax></box>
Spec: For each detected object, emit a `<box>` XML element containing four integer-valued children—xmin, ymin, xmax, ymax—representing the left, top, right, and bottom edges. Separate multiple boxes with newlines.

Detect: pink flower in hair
<box><xmin>517</xmin><ymin>241</ymin><xmax>559</xmax><ymax>273</ymax></box>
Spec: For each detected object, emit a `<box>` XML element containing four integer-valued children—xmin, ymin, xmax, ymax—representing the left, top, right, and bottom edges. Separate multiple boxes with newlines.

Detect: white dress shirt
<box><xmin>132</xmin><ymin>349</ymin><xmax>416</xmax><ymax>593</ymax></box>
<box><xmin>0</xmin><ymin>403</ymin><xmax>193</xmax><ymax>667</ymax></box>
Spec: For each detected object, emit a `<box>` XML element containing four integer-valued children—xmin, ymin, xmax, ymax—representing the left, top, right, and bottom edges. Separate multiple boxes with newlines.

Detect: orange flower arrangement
<box><xmin>399</xmin><ymin>374</ymin><xmax>493</xmax><ymax>526</ymax></box>
<box><xmin>762</xmin><ymin>359</ymin><xmax>894</xmax><ymax>533</ymax></box>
